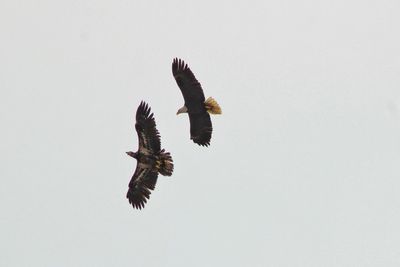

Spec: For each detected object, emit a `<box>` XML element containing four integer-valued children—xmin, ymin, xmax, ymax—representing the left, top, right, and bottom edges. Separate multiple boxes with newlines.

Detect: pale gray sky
<box><xmin>1</xmin><ymin>0</ymin><xmax>400</xmax><ymax>266</ymax></box>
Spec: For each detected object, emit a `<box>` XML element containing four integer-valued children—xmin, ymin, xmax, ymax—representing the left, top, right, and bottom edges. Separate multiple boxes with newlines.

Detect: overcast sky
<box><xmin>1</xmin><ymin>0</ymin><xmax>400</xmax><ymax>266</ymax></box>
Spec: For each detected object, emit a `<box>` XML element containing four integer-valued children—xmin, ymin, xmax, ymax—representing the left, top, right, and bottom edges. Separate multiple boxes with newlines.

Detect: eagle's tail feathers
<box><xmin>158</xmin><ymin>149</ymin><xmax>173</xmax><ymax>176</ymax></box>
<box><xmin>204</xmin><ymin>97</ymin><xmax>222</xmax><ymax>114</ymax></box>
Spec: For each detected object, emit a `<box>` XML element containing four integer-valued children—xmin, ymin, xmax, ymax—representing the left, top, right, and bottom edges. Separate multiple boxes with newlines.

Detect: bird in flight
<box><xmin>172</xmin><ymin>58</ymin><xmax>222</xmax><ymax>147</ymax></box>
<box><xmin>126</xmin><ymin>101</ymin><xmax>174</xmax><ymax>209</ymax></box>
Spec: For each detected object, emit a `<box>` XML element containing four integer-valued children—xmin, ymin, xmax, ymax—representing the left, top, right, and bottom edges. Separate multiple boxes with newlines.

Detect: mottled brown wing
<box><xmin>135</xmin><ymin>101</ymin><xmax>161</xmax><ymax>154</ymax></box>
<box><xmin>126</xmin><ymin>163</ymin><xmax>159</xmax><ymax>210</ymax></box>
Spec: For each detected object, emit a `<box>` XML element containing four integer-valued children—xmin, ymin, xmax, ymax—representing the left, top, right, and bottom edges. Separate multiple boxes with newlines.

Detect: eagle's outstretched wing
<box><xmin>172</xmin><ymin>58</ymin><xmax>213</xmax><ymax>146</ymax></box>
<box><xmin>188</xmin><ymin>112</ymin><xmax>212</xmax><ymax>147</ymax></box>
<box><xmin>135</xmin><ymin>101</ymin><xmax>161</xmax><ymax>153</ymax></box>
<box><xmin>172</xmin><ymin>58</ymin><xmax>206</xmax><ymax>109</ymax></box>
<box><xmin>127</xmin><ymin>164</ymin><xmax>159</xmax><ymax>210</ymax></box>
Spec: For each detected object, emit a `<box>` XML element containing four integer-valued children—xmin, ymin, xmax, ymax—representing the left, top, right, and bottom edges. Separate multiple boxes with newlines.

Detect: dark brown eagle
<box><xmin>172</xmin><ymin>58</ymin><xmax>222</xmax><ymax>147</ymax></box>
<box><xmin>126</xmin><ymin>101</ymin><xmax>174</xmax><ymax>209</ymax></box>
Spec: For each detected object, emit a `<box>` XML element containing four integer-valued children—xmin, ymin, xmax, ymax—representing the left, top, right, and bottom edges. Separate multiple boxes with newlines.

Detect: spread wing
<box><xmin>135</xmin><ymin>101</ymin><xmax>161</xmax><ymax>154</ymax></box>
<box><xmin>189</xmin><ymin>112</ymin><xmax>212</xmax><ymax>146</ymax></box>
<box><xmin>172</xmin><ymin>58</ymin><xmax>206</xmax><ymax>110</ymax></box>
<box><xmin>127</xmin><ymin>163</ymin><xmax>159</xmax><ymax>209</ymax></box>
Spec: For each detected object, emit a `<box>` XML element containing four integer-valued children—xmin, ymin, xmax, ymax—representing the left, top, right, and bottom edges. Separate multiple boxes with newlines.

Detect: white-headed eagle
<box><xmin>126</xmin><ymin>101</ymin><xmax>173</xmax><ymax>209</ymax></box>
<box><xmin>172</xmin><ymin>58</ymin><xmax>222</xmax><ymax>147</ymax></box>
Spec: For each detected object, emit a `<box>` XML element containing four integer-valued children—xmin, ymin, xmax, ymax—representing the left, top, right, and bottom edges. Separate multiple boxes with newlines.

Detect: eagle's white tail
<box><xmin>204</xmin><ymin>97</ymin><xmax>222</xmax><ymax>115</ymax></box>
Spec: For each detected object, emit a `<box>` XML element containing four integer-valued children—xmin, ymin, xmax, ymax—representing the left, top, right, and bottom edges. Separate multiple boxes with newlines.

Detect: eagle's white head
<box><xmin>176</xmin><ymin>105</ymin><xmax>188</xmax><ymax>115</ymax></box>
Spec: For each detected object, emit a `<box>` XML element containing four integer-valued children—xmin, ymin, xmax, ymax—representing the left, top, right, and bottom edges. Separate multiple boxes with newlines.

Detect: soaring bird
<box><xmin>172</xmin><ymin>58</ymin><xmax>222</xmax><ymax>147</ymax></box>
<box><xmin>126</xmin><ymin>101</ymin><xmax>173</xmax><ymax>209</ymax></box>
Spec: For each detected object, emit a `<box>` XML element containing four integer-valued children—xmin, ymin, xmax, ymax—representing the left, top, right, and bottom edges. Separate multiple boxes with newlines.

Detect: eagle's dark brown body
<box><xmin>172</xmin><ymin>58</ymin><xmax>221</xmax><ymax>146</ymax></box>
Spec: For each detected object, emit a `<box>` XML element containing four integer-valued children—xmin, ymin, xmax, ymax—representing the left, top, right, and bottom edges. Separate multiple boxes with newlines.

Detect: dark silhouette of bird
<box><xmin>172</xmin><ymin>58</ymin><xmax>222</xmax><ymax>147</ymax></box>
<box><xmin>126</xmin><ymin>101</ymin><xmax>173</xmax><ymax>209</ymax></box>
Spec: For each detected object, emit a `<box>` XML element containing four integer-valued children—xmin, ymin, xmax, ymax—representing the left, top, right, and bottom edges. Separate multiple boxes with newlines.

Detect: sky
<box><xmin>1</xmin><ymin>0</ymin><xmax>400</xmax><ymax>266</ymax></box>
